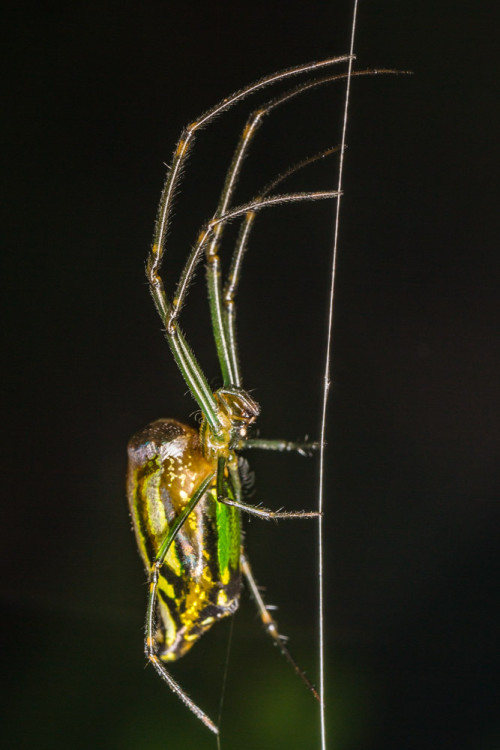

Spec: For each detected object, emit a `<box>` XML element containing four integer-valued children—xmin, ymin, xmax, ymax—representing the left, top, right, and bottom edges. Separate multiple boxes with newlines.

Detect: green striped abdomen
<box><xmin>127</xmin><ymin>418</ymin><xmax>241</xmax><ymax>660</ymax></box>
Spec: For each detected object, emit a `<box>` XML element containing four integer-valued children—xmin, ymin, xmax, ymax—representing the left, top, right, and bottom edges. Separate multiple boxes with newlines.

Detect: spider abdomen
<box><xmin>127</xmin><ymin>418</ymin><xmax>241</xmax><ymax>660</ymax></box>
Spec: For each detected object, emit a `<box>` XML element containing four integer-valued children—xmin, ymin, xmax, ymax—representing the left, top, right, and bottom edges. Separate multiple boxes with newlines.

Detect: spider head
<box><xmin>214</xmin><ymin>387</ymin><xmax>260</xmax><ymax>445</ymax></box>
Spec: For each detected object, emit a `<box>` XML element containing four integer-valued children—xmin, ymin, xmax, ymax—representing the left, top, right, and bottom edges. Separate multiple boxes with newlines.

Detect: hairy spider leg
<box><xmin>144</xmin><ymin>453</ymin><xmax>320</xmax><ymax>734</ymax></box>
<box><xmin>146</xmin><ymin>56</ymin><xmax>351</xmax><ymax>433</ymax></box>
<box><xmin>148</xmin><ymin>197</ymin><xmax>338</xmax><ymax>440</ymax></box>
<box><xmin>157</xmin><ymin>71</ymin><xmax>382</xmax><ymax>402</ymax></box>
<box><xmin>209</xmin><ymin>66</ymin><xmax>398</xmax><ymax>388</ymax></box>
<box><xmin>242</xmin><ymin>437</ymin><xmax>320</xmax><ymax>455</ymax></box>
<box><xmin>223</xmin><ymin>145</ymin><xmax>340</xmax><ymax>386</ymax></box>
<box><xmin>203</xmin><ymin>73</ymin><xmax>353</xmax><ymax>387</ymax></box>
<box><xmin>144</xmin><ymin>471</ymin><xmax>219</xmax><ymax>734</ymax></box>
<box><xmin>218</xmin><ymin>460</ymin><xmax>322</xmax><ymax>698</ymax></box>
<box><xmin>150</xmin><ymin>56</ymin><xmax>350</xmax><ymax>267</ymax></box>
<box><xmin>167</xmin><ymin>189</ymin><xmax>338</xmax><ymax>368</ymax></box>
<box><xmin>240</xmin><ymin>550</ymin><xmax>320</xmax><ymax>700</ymax></box>
<box><xmin>218</xmin><ymin>67</ymin><xmax>395</xmax><ymax>385</ymax></box>
<box><xmin>216</xmin><ymin>456</ymin><xmax>320</xmax><ymax>521</ymax></box>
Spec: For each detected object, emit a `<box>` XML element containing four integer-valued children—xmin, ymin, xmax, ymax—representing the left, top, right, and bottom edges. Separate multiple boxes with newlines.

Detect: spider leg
<box><xmin>147</xmin><ymin>188</ymin><xmax>337</xmax><ymax>436</ymax></box>
<box><xmin>204</xmin><ymin>72</ymin><xmax>353</xmax><ymax>387</ymax></box>
<box><xmin>207</xmin><ymin>69</ymin><xmax>386</xmax><ymax>387</ymax></box>
<box><xmin>240</xmin><ymin>549</ymin><xmax>319</xmax><ymax>700</ymax></box>
<box><xmin>147</xmin><ymin>58</ymin><xmax>352</xmax><ymax>328</ymax></box>
<box><xmin>144</xmin><ymin>471</ymin><xmax>218</xmax><ymax>734</ymax></box>
<box><xmin>216</xmin><ymin>457</ymin><xmax>320</xmax><ymax>520</ymax></box>
<box><xmin>223</xmin><ymin>146</ymin><xmax>340</xmax><ymax>383</ymax></box>
<box><xmin>218</xmin><ymin>496</ymin><xmax>320</xmax><ymax>521</ymax></box>
<box><xmin>146</xmin><ymin>66</ymin><xmax>395</xmax><ymax>426</ymax></box>
<box><xmin>239</xmin><ymin>437</ymin><xmax>320</xmax><ymax>456</ymax></box>
<box><xmin>147</xmin><ymin>58</ymin><xmax>353</xmax><ymax>404</ymax></box>
<box><xmin>146</xmin><ymin>655</ymin><xmax>218</xmax><ymax>735</ymax></box>
<box><xmin>170</xmin><ymin>188</ymin><xmax>339</xmax><ymax>333</ymax></box>
<box><xmin>150</xmin><ymin>56</ymin><xmax>351</xmax><ymax>277</ymax></box>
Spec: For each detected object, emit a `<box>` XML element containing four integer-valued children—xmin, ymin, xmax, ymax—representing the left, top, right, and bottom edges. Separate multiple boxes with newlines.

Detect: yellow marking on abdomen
<box><xmin>159</xmin><ymin>578</ymin><xmax>176</xmax><ymax>599</ymax></box>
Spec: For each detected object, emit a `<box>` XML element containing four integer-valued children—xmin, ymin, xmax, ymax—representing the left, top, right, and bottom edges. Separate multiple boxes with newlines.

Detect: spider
<box><xmin>127</xmin><ymin>56</ymin><xmax>354</xmax><ymax>735</ymax></box>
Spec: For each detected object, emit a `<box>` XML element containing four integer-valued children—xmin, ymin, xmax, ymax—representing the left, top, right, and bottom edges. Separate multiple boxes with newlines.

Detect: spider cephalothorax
<box><xmin>201</xmin><ymin>386</ymin><xmax>260</xmax><ymax>456</ymax></box>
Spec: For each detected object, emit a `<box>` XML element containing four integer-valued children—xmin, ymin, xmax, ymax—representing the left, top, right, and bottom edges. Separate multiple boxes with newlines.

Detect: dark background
<box><xmin>3</xmin><ymin>2</ymin><xmax>499</xmax><ymax>749</ymax></box>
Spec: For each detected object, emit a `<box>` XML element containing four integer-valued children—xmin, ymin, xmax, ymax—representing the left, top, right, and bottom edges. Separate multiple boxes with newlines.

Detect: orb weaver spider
<box><xmin>127</xmin><ymin>56</ymin><xmax>358</xmax><ymax>735</ymax></box>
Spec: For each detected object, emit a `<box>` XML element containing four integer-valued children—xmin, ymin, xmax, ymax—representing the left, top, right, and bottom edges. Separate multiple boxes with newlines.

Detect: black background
<box><xmin>3</xmin><ymin>2</ymin><xmax>499</xmax><ymax>749</ymax></box>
